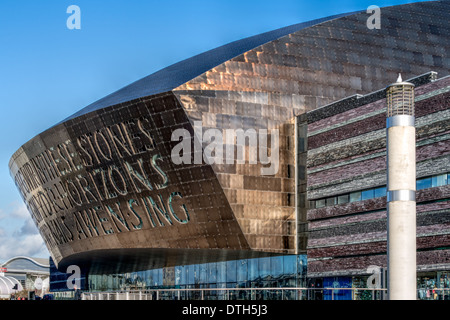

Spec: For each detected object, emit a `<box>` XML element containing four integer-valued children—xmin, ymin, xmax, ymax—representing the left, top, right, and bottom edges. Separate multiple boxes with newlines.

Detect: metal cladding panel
<box><xmin>175</xmin><ymin>2</ymin><xmax>450</xmax><ymax>97</ymax></box>
<box><xmin>173</xmin><ymin>90</ymin><xmax>297</xmax><ymax>255</ymax></box>
<box><xmin>59</xmin><ymin>12</ymin><xmax>354</xmax><ymax>123</ymax></box>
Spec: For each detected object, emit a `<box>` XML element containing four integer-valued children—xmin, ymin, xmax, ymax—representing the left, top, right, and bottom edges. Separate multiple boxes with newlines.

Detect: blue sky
<box><xmin>0</xmin><ymin>0</ymin><xmax>426</xmax><ymax>261</ymax></box>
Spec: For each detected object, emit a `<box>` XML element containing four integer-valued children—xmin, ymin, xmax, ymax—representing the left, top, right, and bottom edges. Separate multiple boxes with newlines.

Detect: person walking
<box><xmin>73</xmin><ymin>285</ymin><xmax>82</xmax><ymax>300</ymax></box>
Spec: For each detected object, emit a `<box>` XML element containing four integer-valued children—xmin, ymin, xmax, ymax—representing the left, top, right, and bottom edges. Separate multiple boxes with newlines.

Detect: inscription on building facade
<box><xmin>12</xmin><ymin>117</ymin><xmax>190</xmax><ymax>248</ymax></box>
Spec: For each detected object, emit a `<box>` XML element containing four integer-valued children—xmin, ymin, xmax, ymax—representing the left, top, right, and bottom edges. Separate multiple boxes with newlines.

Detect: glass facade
<box><xmin>86</xmin><ymin>255</ymin><xmax>307</xmax><ymax>297</ymax></box>
<box><xmin>417</xmin><ymin>272</ymin><xmax>450</xmax><ymax>300</ymax></box>
<box><xmin>323</xmin><ymin>277</ymin><xmax>352</xmax><ymax>300</ymax></box>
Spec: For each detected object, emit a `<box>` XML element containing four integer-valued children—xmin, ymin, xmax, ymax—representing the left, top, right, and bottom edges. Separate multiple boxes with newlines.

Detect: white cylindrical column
<box><xmin>386</xmin><ymin>75</ymin><xmax>416</xmax><ymax>300</ymax></box>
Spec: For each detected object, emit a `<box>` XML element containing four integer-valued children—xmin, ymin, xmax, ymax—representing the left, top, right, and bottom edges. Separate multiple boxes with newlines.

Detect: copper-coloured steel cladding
<box><xmin>9</xmin><ymin>1</ymin><xmax>450</xmax><ymax>271</ymax></box>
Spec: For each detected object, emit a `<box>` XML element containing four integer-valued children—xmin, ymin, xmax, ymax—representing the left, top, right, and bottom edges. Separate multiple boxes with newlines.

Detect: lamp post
<box><xmin>386</xmin><ymin>74</ymin><xmax>417</xmax><ymax>300</ymax></box>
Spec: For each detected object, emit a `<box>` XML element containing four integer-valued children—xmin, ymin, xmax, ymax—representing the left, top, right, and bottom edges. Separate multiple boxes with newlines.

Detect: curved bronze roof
<box><xmin>61</xmin><ymin>11</ymin><xmax>356</xmax><ymax>122</ymax></box>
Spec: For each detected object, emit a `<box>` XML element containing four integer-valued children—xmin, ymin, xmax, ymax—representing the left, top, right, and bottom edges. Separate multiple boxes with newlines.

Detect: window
<box><xmin>271</xmin><ymin>256</ymin><xmax>283</xmax><ymax>278</ymax></box>
<box><xmin>361</xmin><ymin>189</ymin><xmax>375</xmax><ymax>201</ymax></box>
<box><xmin>226</xmin><ymin>260</ymin><xmax>237</xmax><ymax>283</ymax></box>
<box><xmin>217</xmin><ymin>262</ymin><xmax>226</xmax><ymax>283</ymax></box>
<box><xmin>337</xmin><ymin>194</ymin><xmax>349</xmax><ymax>204</ymax></box>
<box><xmin>208</xmin><ymin>263</ymin><xmax>217</xmax><ymax>284</ymax></box>
<box><xmin>326</xmin><ymin>197</ymin><xmax>337</xmax><ymax>206</ymax></box>
<box><xmin>374</xmin><ymin>187</ymin><xmax>386</xmax><ymax>198</ymax></box>
<box><xmin>237</xmin><ymin>260</ymin><xmax>248</xmax><ymax>283</ymax></box>
<box><xmin>417</xmin><ymin>177</ymin><xmax>432</xmax><ymax>190</ymax></box>
<box><xmin>432</xmin><ymin>174</ymin><xmax>447</xmax><ymax>187</ymax></box>
<box><xmin>310</xmin><ymin>172</ymin><xmax>448</xmax><ymax>209</ymax></box>
<box><xmin>315</xmin><ymin>199</ymin><xmax>325</xmax><ymax>208</ymax></box>
<box><xmin>258</xmin><ymin>257</ymin><xmax>271</xmax><ymax>279</ymax></box>
<box><xmin>199</xmin><ymin>264</ymin><xmax>208</xmax><ymax>284</ymax></box>
<box><xmin>248</xmin><ymin>258</ymin><xmax>259</xmax><ymax>282</ymax></box>
<box><xmin>350</xmin><ymin>192</ymin><xmax>362</xmax><ymax>202</ymax></box>
<box><xmin>187</xmin><ymin>264</ymin><xmax>195</xmax><ymax>285</ymax></box>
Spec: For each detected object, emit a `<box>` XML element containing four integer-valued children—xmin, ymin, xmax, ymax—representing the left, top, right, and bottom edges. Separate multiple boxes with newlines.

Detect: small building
<box><xmin>0</xmin><ymin>275</ymin><xmax>23</xmax><ymax>299</ymax></box>
<box><xmin>0</xmin><ymin>256</ymin><xmax>50</xmax><ymax>296</ymax></box>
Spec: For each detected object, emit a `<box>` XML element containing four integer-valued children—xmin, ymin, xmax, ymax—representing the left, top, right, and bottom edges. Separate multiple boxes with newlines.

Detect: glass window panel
<box><xmin>258</xmin><ymin>257</ymin><xmax>271</xmax><ymax>280</ymax></box>
<box><xmin>337</xmin><ymin>194</ymin><xmax>349</xmax><ymax>204</ymax></box>
<box><xmin>326</xmin><ymin>197</ymin><xmax>337</xmax><ymax>206</ymax></box>
<box><xmin>361</xmin><ymin>189</ymin><xmax>375</xmax><ymax>200</ymax></box>
<box><xmin>226</xmin><ymin>260</ymin><xmax>237</xmax><ymax>283</ymax></box>
<box><xmin>146</xmin><ymin>271</ymin><xmax>152</xmax><ymax>288</ymax></box>
<box><xmin>297</xmin><ymin>255</ymin><xmax>307</xmax><ymax>286</ymax></box>
<box><xmin>271</xmin><ymin>256</ymin><xmax>283</xmax><ymax>277</ymax></box>
<box><xmin>283</xmin><ymin>255</ymin><xmax>296</xmax><ymax>275</ymax></box>
<box><xmin>187</xmin><ymin>264</ymin><xmax>195</xmax><ymax>285</ymax></box>
<box><xmin>208</xmin><ymin>262</ymin><xmax>217</xmax><ymax>284</ymax></box>
<box><xmin>350</xmin><ymin>192</ymin><xmax>362</xmax><ymax>202</ymax></box>
<box><xmin>248</xmin><ymin>258</ymin><xmax>259</xmax><ymax>283</ymax></box>
<box><xmin>316</xmin><ymin>199</ymin><xmax>325</xmax><ymax>208</ymax></box>
<box><xmin>175</xmin><ymin>266</ymin><xmax>184</xmax><ymax>286</ymax></box>
<box><xmin>374</xmin><ymin>187</ymin><xmax>386</xmax><ymax>198</ymax></box>
<box><xmin>148</xmin><ymin>270</ymin><xmax>156</xmax><ymax>287</ymax></box>
<box><xmin>433</xmin><ymin>174</ymin><xmax>447</xmax><ymax>187</ymax></box>
<box><xmin>417</xmin><ymin>177</ymin><xmax>432</xmax><ymax>190</ymax></box>
<box><xmin>237</xmin><ymin>259</ymin><xmax>248</xmax><ymax>283</ymax></box>
<box><xmin>113</xmin><ymin>275</ymin><xmax>120</xmax><ymax>290</ymax></box>
<box><xmin>193</xmin><ymin>264</ymin><xmax>200</xmax><ymax>285</ymax></box>
<box><xmin>157</xmin><ymin>269</ymin><xmax>163</xmax><ymax>287</ymax></box>
<box><xmin>199</xmin><ymin>263</ymin><xmax>208</xmax><ymax>284</ymax></box>
<box><xmin>217</xmin><ymin>262</ymin><xmax>226</xmax><ymax>283</ymax></box>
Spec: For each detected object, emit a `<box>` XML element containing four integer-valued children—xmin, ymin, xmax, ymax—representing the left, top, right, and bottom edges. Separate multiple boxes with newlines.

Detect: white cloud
<box><xmin>14</xmin><ymin>218</ymin><xmax>39</xmax><ymax>237</ymax></box>
<box><xmin>0</xmin><ymin>233</ymin><xmax>49</xmax><ymax>262</ymax></box>
<box><xmin>10</xmin><ymin>202</ymin><xmax>30</xmax><ymax>219</ymax></box>
<box><xmin>0</xmin><ymin>202</ymin><xmax>49</xmax><ymax>262</ymax></box>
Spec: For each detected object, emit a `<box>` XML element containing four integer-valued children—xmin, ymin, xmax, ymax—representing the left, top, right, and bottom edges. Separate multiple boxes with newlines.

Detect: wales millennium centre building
<box><xmin>9</xmin><ymin>1</ymin><xmax>450</xmax><ymax>299</ymax></box>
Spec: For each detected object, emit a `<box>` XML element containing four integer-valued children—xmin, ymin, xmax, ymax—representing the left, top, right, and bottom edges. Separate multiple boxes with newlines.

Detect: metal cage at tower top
<box><xmin>386</xmin><ymin>80</ymin><xmax>415</xmax><ymax>117</ymax></box>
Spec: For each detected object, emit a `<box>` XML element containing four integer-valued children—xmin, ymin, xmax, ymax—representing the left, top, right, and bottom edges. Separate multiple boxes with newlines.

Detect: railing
<box><xmin>80</xmin><ymin>287</ymin><xmax>450</xmax><ymax>301</ymax></box>
<box><xmin>52</xmin><ymin>291</ymin><xmax>75</xmax><ymax>300</ymax></box>
<box><xmin>81</xmin><ymin>287</ymin><xmax>390</xmax><ymax>301</ymax></box>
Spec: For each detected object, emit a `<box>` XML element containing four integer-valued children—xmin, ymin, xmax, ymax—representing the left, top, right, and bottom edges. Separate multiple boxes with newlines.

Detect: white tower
<box><xmin>386</xmin><ymin>74</ymin><xmax>417</xmax><ymax>300</ymax></box>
